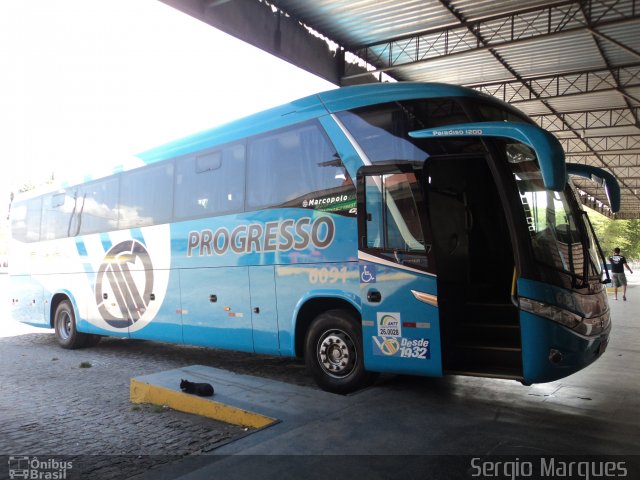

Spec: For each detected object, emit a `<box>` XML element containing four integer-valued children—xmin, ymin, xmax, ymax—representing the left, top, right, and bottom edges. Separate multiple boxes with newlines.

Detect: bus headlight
<box><xmin>519</xmin><ymin>297</ymin><xmax>610</xmax><ymax>336</ymax></box>
<box><xmin>519</xmin><ymin>298</ymin><xmax>581</xmax><ymax>329</ymax></box>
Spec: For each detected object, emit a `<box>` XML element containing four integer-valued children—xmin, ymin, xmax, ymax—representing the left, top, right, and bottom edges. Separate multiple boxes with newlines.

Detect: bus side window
<box><xmin>119</xmin><ymin>162</ymin><xmax>174</xmax><ymax>229</ymax></box>
<box><xmin>75</xmin><ymin>178</ymin><xmax>119</xmax><ymax>236</ymax></box>
<box><xmin>11</xmin><ymin>198</ymin><xmax>42</xmax><ymax>243</ymax></box>
<box><xmin>41</xmin><ymin>192</ymin><xmax>72</xmax><ymax>240</ymax></box>
<box><xmin>365</xmin><ymin>176</ymin><xmax>383</xmax><ymax>248</ymax></box>
<box><xmin>174</xmin><ymin>144</ymin><xmax>245</xmax><ymax>220</ymax></box>
<box><xmin>364</xmin><ymin>172</ymin><xmax>429</xmax><ymax>269</ymax></box>
<box><xmin>246</xmin><ymin>121</ymin><xmax>351</xmax><ymax>210</ymax></box>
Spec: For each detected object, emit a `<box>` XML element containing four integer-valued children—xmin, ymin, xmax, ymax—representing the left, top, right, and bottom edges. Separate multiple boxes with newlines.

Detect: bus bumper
<box><xmin>520</xmin><ymin>311</ymin><xmax>611</xmax><ymax>384</ymax></box>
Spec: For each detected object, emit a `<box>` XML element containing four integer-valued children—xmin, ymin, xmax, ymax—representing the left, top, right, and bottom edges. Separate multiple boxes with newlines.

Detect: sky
<box><xmin>0</xmin><ymin>0</ymin><xmax>336</xmax><ymax>202</ymax></box>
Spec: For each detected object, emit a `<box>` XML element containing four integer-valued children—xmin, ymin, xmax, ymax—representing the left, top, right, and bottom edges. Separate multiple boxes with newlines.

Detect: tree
<box><xmin>586</xmin><ymin>207</ymin><xmax>639</xmax><ymax>260</ymax></box>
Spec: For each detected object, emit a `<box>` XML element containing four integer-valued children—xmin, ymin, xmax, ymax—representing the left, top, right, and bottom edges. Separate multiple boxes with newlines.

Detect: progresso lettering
<box><xmin>187</xmin><ymin>216</ymin><xmax>335</xmax><ymax>257</ymax></box>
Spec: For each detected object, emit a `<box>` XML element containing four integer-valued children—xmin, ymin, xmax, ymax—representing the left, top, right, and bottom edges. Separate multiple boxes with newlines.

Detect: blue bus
<box><xmin>9</xmin><ymin>82</ymin><xmax>619</xmax><ymax>393</ymax></box>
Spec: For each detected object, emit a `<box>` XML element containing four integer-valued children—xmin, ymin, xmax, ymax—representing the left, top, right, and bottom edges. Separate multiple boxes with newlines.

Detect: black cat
<box><xmin>179</xmin><ymin>379</ymin><xmax>214</xmax><ymax>397</ymax></box>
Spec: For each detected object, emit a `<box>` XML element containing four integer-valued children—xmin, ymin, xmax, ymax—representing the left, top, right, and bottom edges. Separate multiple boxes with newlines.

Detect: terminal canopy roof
<box><xmin>161</xmin><ymin>0</ymin><xmax>640</xmax><ymax>219</ymax></box>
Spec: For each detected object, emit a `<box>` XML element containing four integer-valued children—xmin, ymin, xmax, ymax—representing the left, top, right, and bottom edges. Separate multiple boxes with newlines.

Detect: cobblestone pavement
<box><xmin>0</xmin><ymin>321</ymin><xmax>314</xmax><ymax>479</ymax></box>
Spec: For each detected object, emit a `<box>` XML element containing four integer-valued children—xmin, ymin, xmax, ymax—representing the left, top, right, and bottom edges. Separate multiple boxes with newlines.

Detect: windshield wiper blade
<box><xmin>582</xmin><ymin>211</ymin><xmax>611</xmax><ymax>285</ymax></box>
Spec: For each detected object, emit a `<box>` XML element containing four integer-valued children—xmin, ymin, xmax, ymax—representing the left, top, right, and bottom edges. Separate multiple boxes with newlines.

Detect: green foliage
<box><xmin>18</xmin><ymin>183</ymin><xmax>35</xmax><ymax>193</ymax></box>
<box><xmin>626</xmin><ymin>220</ymin><xmax>640</xmax><ymax>258</ymax></box>
<box><xmin>586</xmin><ymin>207</ymin><xmax>640</xmax><ymax>260</ymax></box>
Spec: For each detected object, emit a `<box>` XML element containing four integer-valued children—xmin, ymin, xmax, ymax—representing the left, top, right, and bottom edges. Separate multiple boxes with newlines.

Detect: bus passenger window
<box><xmin>41</xmin><ymin>192</ymin><xmax>73</xmax><ymax>240</ymax></box>
<box><xmin>174</xmin><ymin>143</ymin><xmax>245</xmax><ymax>220</ymax></box>
<box><xmin>11</xmin><ymin>198</ymin><xmax>42</xmax><ymax>243</ymax></box>
<box><xmin>246</xmin><ymin>121</ymin><xmax>354</xmax><ymax>212</ymax></box>
<box><xmin>74</xmin><ymin>178</ymin><xmax>119</xmax><ymax>236</ymax></box>
<box><xmin>119</xmin><ymin>162</ymin><xmax>174</xmax><ymax>229</ymax></box>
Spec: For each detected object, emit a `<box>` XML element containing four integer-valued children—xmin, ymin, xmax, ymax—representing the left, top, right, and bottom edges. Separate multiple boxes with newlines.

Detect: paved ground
<box><xmin>0</xmin><ymin>274</ymin><xmax>314</xmax><ymax>479</ymax></box>
<box><xmin>142</xmin><ymin>275</ymin><xmax>640</xmax><ymax>480</ymax></box>
<box><xmin>1</xmin><ymin>273</ymin><xmax>639</xmax><ymax>480</ymax></box>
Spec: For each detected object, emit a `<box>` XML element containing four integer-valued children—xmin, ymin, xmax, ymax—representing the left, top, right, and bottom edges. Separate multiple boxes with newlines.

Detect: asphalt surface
<box><xmin>0</xmin><ymin>273</ymin><xmax>315</xmax><ymax>479</ymax></box>
<box><xmin>2</xmin><ymin>273</ymin><xmax>639</xmax><ymax>480</ymax></box>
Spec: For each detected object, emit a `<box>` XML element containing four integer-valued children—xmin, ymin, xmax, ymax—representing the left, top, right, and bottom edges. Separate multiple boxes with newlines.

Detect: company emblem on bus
<box><xmin>372</xmin><ymin>336</ymin><xmax>431</xmax><ymax>359</ymax></box>
<box><xmin>373</xmin><ymin>337</ymin><xmax>400</xmax><ymax>356</ymax></box>
<box><xmin>95</xmin><ymin>239</ymin><xmax>154</xmax><ymax>328</ymax></box>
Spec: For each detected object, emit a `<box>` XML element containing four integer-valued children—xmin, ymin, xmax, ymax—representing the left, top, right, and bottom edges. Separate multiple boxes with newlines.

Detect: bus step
<box><xmin>455</xmin><ymin>325</ymin><xmax>521</xmax><ymax>348</ymax></box>
<box><xmin>466</xmin><ymin>302</ymin><xmax>514</xmax><ymax>309</ymax></box>
<box><xmin>454</xmin><ymin>344</ymin><xmax>521</xmax><ymax>353</ymax></box>
<box><xmin>459</xmin><ymin>323</ymin><xmax>519</xmax><ymax>330</ymax></box>
<box><xmin>463</xmin><ymin>304</ymin><xmax>519</xmax><ymax>326</ymax></box>
<box><xmin>445</xmin><ymin>367</ymin><xmax>523</xmax><ymax>381</ymax></box>
<box><xmin>445</xmin><ymin>346</ymin><xmax>523</xmax><ymax>373</ymax></box>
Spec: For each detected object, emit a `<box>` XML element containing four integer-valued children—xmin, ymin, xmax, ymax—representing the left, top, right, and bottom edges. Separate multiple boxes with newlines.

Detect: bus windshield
<box><xmin>506</xmin><ymin>142</ymin><xmax>602</xmax><ymax>284</ymax></box>
<box><xmin>336</xmin><ymin>96</ymin><xmax>601</xmax><ymax>288</ymax></box>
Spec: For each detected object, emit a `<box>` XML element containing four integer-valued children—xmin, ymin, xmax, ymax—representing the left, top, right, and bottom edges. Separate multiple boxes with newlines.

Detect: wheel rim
<box><xmin>317</xmin><ymin>328</ymin><xmax>357</xmax><ymax>379</ymax></box>
<box><xmin>57</xmin><ymin>311</ymin><xmax>72</xmax><ymax>341</ymax></box>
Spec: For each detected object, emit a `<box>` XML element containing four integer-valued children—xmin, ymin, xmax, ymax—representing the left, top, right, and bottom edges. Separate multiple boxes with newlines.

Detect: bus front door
<box><xmin>357</xmin><ymin>163</ymin><xmax>442</xmax><ymax>377</ymax></box>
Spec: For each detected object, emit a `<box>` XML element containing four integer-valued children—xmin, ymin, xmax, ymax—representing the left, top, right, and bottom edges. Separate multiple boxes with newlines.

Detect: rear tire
<box><xmin>304</xmin><ymin>309</ymin><xmax>375</xmax><ymax>394</ymax></box>
<box><xmin>54</xmin><ymin>300</ymin><xmax>98</xmax><ymax>349</ymax></box>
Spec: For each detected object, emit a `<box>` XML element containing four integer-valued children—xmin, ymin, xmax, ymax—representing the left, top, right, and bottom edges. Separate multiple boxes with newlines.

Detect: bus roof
<box><xmin>137</xmin><ymin>82</ymin><xmax>493</xmax><ymax>163</ymax></box>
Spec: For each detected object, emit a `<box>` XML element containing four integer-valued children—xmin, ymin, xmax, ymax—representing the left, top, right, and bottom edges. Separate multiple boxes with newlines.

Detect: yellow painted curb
<box><xmin>130</xmin><ymin>378</ymin><xmax>277</xmax><ymax>429</ymax></box>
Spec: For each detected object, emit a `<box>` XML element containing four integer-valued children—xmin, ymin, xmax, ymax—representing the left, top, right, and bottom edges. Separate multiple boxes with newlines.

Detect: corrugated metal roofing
<box><xmin>274</xmin><ymin>0</ymin><xmax>459</xmax><ymax>46</ymax></box>
<box><xmin>170</xmin><ymin>0</ymin><xmax>640</xmax><ymax>218</ymax></box>
<box><xmin>395</xmin><ymin>51</ymin><xmax>510</xmax><ymax>84</ymax></box>
<box><xmin>597</xmin><ymin>23</ymin><xmax>640</xmax><ymax>66</ymax></box>
<box><xmin>545</xmin><ymin>90</ymin><xmax>630</xmax><ymax>111</ymax></box>
<box><xmin>272</xmin><ymin>0</ymin><xmax>640</xmax><ymax>218</ymax></box>
<box><xmin>626</xmin><ymin>86</ymin><xmax>640</xmax><ymax>106</ymax></box>
<box><xmin>450</xmin><ymin>0</ymin><xmax>573</xmax><ymax>21</ymax></box>
<box><xmin>511</xmin><ymin>100</ymin><xmax>553</xmax><ymax>116</ymax></box>
<box><xmin>496</xmin><ymin>32</ymin><xmax>607</xmax><ymax>78</ymax></box>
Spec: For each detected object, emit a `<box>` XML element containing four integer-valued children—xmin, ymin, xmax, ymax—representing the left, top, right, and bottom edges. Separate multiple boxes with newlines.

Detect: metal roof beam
<box><xmin>531</xmin><ymin>107</ymin><xmax>640</xmax><ymax>131</ymax></box>
<box><xmin>469</xmin><ymin>64</ymin><xmax>640</xmax><ymax>103</ymax></box>
<box><xmin>562</xmin><ymin>154</ymin><xmax>640</xmax><ymax>167</ymax></box>
<box><xmin>559</xmin><ymin>135</ymin><xmax>640</xmax><ymax>153</ymax></box>
<box><xmin>342</xmin><ymin>0</ymin><xmax>640</xmax><ymax>81</ymax></box>
<box><xmin>159</xmin><ymin>0</ymin><xmax>377</xmax><ymax>86</ymax></box>
<box><xmin>587</xmin><ymin>27</ymin><xmax>640</xmax><ymax>61</ymax></box>
<box><xmin>425</xmin><ymin>0</ymin><xmax>640</xmax><ymax>217</ymax></box>
<box><xmin>565</xmin><ymin>148</ymin><xmax>640</xmax><ymax>155</ymax></box>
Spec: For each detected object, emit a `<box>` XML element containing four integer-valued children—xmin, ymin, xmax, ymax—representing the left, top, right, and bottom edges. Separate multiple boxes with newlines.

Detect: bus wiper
<box><xmin>564</xmin><ymin>224</ymin><xmax>578</xmax><ymax>289</ymax></box>
<box><xmin>582</xmin><ymin>210</ymin><xmax>611</xmax><ymax>285</ymax></box>
<box><xmin>564</xmin><ymin>220</ymin><xmax>589</xmax><ymax>290</ymax></box>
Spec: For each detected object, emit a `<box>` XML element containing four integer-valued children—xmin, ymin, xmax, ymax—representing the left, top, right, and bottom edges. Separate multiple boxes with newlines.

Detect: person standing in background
<box><xmin>609</xmin><ymin>247</ymin><xmax>633</xmax><ymax>301</ymax></box>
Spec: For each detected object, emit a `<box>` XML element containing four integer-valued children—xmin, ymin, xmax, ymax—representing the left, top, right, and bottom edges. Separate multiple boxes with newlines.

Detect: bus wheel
<box><xmin>305</xmin><ymin>309</ymin><xmax>372</xmax><ymax>394</ymax></box>
<box><xmin>54</xmin><ymin>300</ymin><xmax>93</xmax><ymax>349</ymax></box>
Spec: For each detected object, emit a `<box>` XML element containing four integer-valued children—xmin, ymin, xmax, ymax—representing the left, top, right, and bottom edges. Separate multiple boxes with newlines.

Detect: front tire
<box><xmin>304</xmin><ymin>309</ymin><xmax>373</xmax><ymax>394</ymax></box>
<box><xmin>54</xmin><ymin>300</ymin><xmax>98</xmax><ymax>349</ymax></box>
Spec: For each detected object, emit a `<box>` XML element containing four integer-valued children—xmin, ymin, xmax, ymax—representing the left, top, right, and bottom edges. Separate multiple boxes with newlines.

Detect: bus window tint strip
<box><xmin>11</xmin><ymin>120</ymin><xmax>355</xmax><ymax>242</ymax></box>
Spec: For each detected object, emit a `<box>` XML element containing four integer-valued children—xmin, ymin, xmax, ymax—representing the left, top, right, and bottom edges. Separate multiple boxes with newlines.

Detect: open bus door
<box><xmin>356</xmin><ymin>162</ymin><xmax>443</xmax><ymax>377</ymax></box>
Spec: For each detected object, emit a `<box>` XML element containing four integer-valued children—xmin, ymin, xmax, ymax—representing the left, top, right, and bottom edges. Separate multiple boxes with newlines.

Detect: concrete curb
<box><xmin>130</xmin><ymin>367</ymin><xmax>278</xmax><ymax>429</ymax></box>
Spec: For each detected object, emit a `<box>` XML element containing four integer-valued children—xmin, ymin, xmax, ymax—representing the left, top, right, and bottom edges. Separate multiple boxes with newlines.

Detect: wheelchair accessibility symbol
<box><xmin>360</xmin><ymin>264</ymin><xmax>377</xmax><ymax>283</ymax></box>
